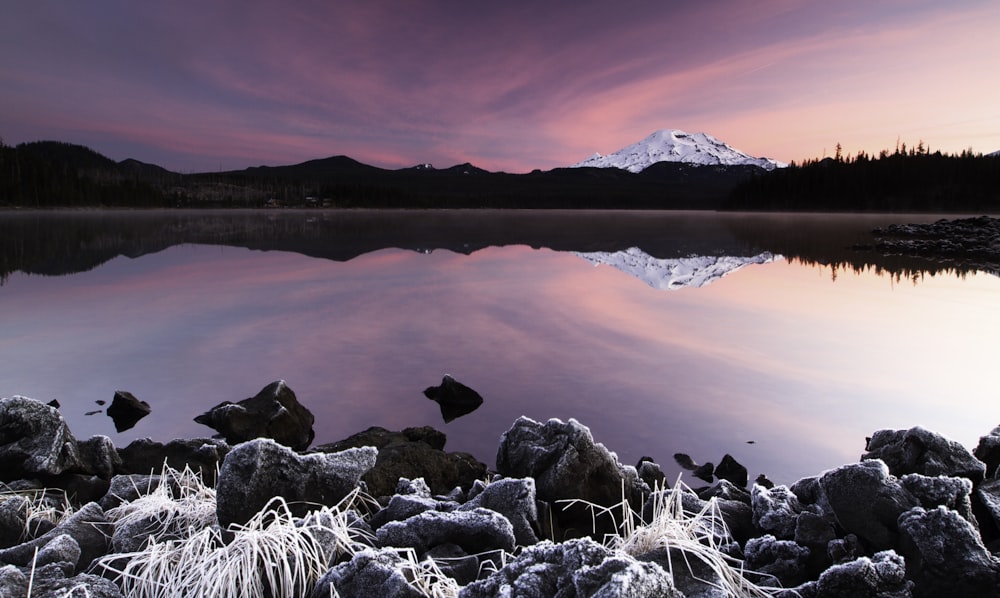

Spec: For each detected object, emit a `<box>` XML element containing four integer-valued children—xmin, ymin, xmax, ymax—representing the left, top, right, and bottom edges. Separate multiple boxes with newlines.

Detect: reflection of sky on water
<box><xmin>2</xmin><ymin>244</ymin><xmax>998</xmax><ymax>485</ymax></box>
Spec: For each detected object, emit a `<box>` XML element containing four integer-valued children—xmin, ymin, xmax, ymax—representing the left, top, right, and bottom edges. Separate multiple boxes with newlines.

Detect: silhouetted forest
<box><xmin>727</xmin><ymin>144</ymin><xmax>1000</xmax><ymax>212</ymax></box>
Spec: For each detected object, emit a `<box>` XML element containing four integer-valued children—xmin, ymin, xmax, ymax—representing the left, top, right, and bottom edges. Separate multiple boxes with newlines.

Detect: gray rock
<box><xmin>369</xmin><ymin>493</ymin><xmax>447</xmax><ymax>530</ymax></box>
<box><xmin>215</xmin><ymin>438</ymin><xmax>376</xmax><ymax>527</ymax></box>
<box><xmin>34</xmin><ymin>533</ymin><xmax>81</xmax><ymax>569</ymax></box>
<box><xmin>697</xmin><ymin>479</ymin><xmax>751</xmax><ymax>503</ymax></box>
<box><xmin>194</xmin><ymin>380</ymin><xmax>315</xmax><ymax>450</ymax></box>
<box><xmin>0</xmin><ymin>396</ymin><xmax>82</xmax><ymax>479</ymax></box>
<box><xmin>315</xmin><ymin>426</ymin><xmax>487</xmax><ymax>498</ymax></box>
<box><xmin>827</xmin><ymin>534</ymin><xmax>862</xmax><ymax>564</ymax></box>
<box><xmin>0</xmin><ymin>496</ymin><xmax>28</xmax><ymax>549</ymax></box>
<box><xmin>744</xmin><ymin>534</ymin><xmax>811</xmax><ymax>587</ymax></box>
<box><xmin>117</xmin><ymin>437</ymin><xmax>229</xmax><ymax>484</ymax></box>
<box><xmin>975</xmin><ymin>477</ymin><xmax>1000</xmax><ymax>533</ymax></box>
<box><xmin>974</xmin><ymin>425</ymin><xmax>1000</xmax><ymax>478</ymax></box>
<box><xmin>496</xmin><ymin>417</ymin><xmax>647</xmax><ymax>537</ymax></box>
<box><xmin>897</xmin><ymin>505</ymin><xmax>1000</xmax><ymax>597</ymax></box>
<box><xmin>423</xmin><ymin>375</ymin><xmax>484</xmax><ymax>423</ymax></box>
<box><xmin>863</xmin><ymin>426</ymin><xmax>986</xmax><ymax>483</ymax></box>
<box><xmin>794</xmin><ymin>510</ymin><xmax>837</xmax><ymax>547</ymax></box>
<box><xmin>715</xmin><ymin>454</ymin><xmax>748</xmax><ymax>488</ymax></box>
<box><xmin>397</xmin><ymin>477</ymin><xmax>432</xmax><ymax>497</ymax></box>
<box><xmin>693</xmin><ymin>461</ymin><xmax>715</xmax><ymax>483</ymax></box>
<box><xmin>311</xmin><ymin>548</ymin><xmax>422</xmax><ymax>598</ymax></box>
<box><xmin>98</xmin><ymin>474</ymin><xmax>163</xmax><ymax>511</ymax></box>
<box><xmin>790</xmin><ymin>475</ymin><xmax>821</xmax><ymax>505</ymax></box>
<box><xmin>818</xmin><ymin>460</ymin><xmax>918</xmax><ymax>552</ymax></box>
<box><xmin>802</xmin><ymin>550</ymin><xmax>913</xmax><ymax>598</ymax></box>
<box><xmin>459</xmin><ymin>477</ymin><xmax>540</xmax><ymax>547</ymax></box>
<box><xmin>460</xmin><ymin>537</ymin><xmax>682</xmax><ymax>598</ymax></box>
<box><xmin>10</xmin><ymin>561</ymin><xmax>126</xmax><ymax>597</ymax></box>
<box><xmin>751</xmin><ymin>484</ymin><xmax>803</xmax><ymax>539</ymax></box>
<box><xmin>375</xmin><ymin>507</ymin><xmax>516</xmax><ymax>556</ymax></box>
<box><xmin>0</xmin><ymin>502</ymin><xmax>111</xmax><ymax>571</ymax></box>
<box><xmin>77</xmin><ymin>435</ymin><xmax>121</xmax><ymax>480</ymax></box>
<box><xmin>900</xmin><ymin>473</ymin><xmax>975</xmax><ymax>524</ymax></box>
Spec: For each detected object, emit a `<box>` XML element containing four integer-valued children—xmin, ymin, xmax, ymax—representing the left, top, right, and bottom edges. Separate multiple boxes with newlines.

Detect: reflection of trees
<box><xmin>1</xmin><ymin>210</ymin><xmax>993</xmax><ymax>286</ymax></box>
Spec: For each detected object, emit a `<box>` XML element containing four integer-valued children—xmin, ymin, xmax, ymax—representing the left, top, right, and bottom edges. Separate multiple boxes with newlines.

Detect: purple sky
<box><xmin>2</xmin><ymin>1</ymin><xmax>998</xmax><ymax>173</ymax></box>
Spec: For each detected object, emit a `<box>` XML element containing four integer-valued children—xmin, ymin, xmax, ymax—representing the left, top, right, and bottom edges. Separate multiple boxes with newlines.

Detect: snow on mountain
<box><xmin>571</xmin><ymin>129</ymin><xmax>786</xmax><ymax>173</ymax></box>
<box><xmin>575</xmin><ymin>247</ymin><xmax>782</xmax><ymax>290</ymax></box>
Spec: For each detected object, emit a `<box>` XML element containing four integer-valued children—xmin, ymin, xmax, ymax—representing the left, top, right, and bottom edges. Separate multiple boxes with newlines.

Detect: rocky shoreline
<box><xmin>2</xmin><ymin>382</ymin><xmax>1000</xmax><ymax>597</ymax></box>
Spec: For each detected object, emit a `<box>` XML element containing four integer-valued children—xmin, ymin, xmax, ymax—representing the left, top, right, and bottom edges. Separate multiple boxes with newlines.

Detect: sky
<box><xmin>2</xmin><ymin>0</ymin><xmax>998</xmax><ymax>173</ymax></box>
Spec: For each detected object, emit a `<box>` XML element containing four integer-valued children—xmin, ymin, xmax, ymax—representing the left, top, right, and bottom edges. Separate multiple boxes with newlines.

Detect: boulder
<box><xmin>974</xmin><ymin>425</ymin><xmax>1000</xmax><ymax>479</ymax></box>
<box><xmin>900</xmin><ymin>473</ymin><xmax>975</xmax><ymax>524</ymax></box>
<box><xmin>459</xmin><ymin>537</ymin><xmax>681</xmax><ymax>598</ymax></box>
<box><xmin>376</xmin><ymin>507</ymin><xmax>515</xmax><ymax>558</ymax></box>
<box><xmin>496</xmin><ymin>417</ymin><xmax>647</xmax><ymax>537</ymax></box>
<box><xmin>751</xmin><ymin>484</ymin><xmax>804</xmax><ymax>539</ymax></box>
<box><xmin>77</xmin><ymin>435</ymin><xmax>121</xmax><ymax>479</ymax></box>
<box><xmin>314</xmin><ymin>426</ymin><xmax>487</xmax><ymax>498</ymax></box>
<box><xmin>310</xmin><ymin>548</ymin><xmax>423</xmax><ymax>598</ymax></box>
<box><xmin>459</xmin><ymin>477</ymin><xmax>540</xmax><ymax>547</ymax></box>
<box><xmin>715</xmin><ymin>454</ymin><xmax>748</xmax><ymax>488</ymax></box>
<box><xmin>0</xmin><ymin>396</ymin><xmax>82</xmax><ymax>480</ymax></box>
<box><xmin>863</xmin><ymin>426</ymin><xmax>986</xmax><ymax>483</ymax></box>
<box><xmin>795</xmin><ymin>551</ymin><xmax>913</xmax><ymax>598</ymax></box>
<box><xmin>897</xmin><ymin>505</ymin><xmax>1000</xmax><ymax>597</ymax></box>
<box><xmin>98</xmin><ymin>474</ymin><xmax>163</xmax><ymax>511</ymax></box>
<box><xmin>0</xmin><ymin>497</ymin><xmax>28</xmax><ymax>549</ymax></box>
<box><xmin>194</xmin><ymin>380</ymin><xmax>315</xmax><ymax>450</ymax></box>
<box><xmin>369</xmin><ymin>493</ymin><xmax>451</xmax><ymax>530</ymax></box>
<box><xmin>215</xmin><ymin>438</ymin><xmax>376</xmax><ymax>527</ymax></box>
<box><xmin>975</xmin><ymin>477</ymin><xmax>1000</xmax><ymax>537</ymax></box>
<box><xmin>818</xmin><ymin>460</ymin><xmax>918</xmax><ymax>552</ymax></box>
<box><xmin>34</xmin><ymin>533</ymin><xmax>80</xmax><ymax>569</ymax></box>
<box><xmin>116</xmin><ymin>437</ymin><xmax>229</xmax><ymax>484</ymax></box>
<box><xmin>743</xmin><ymin>535</ymin><xmax>811</xmax><ymax>588</ymax></box>
<box><xmin>105</xmin><ymin>390</ymin><xmax>151</xmax><ymax>433</ymax></box>
<box><xmin>0</xmin><ymin>502</ymin><xmax>111</xmax><ymax>571</ymax></box>
<box><xmin>423</xmin><ymin>375</ymin><xmax>484</xmax><ymax>422</ymax></box>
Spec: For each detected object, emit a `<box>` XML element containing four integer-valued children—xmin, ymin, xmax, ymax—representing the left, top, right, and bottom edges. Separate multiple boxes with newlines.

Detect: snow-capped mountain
<box><xmin>575</xmin><ymin>247</ymin><xmax>781</xmax><ymax>290</ymax></box>
<box><xmin>571</xmin><ymin>129</ymin><xmax>786</xmax><ymax>173</ymax></box>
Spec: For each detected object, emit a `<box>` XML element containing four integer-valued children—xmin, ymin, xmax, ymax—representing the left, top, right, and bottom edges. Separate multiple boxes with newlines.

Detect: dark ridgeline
<box><xmin>726</xmin><ymin>144</ymin><xmax>1000</xmax><ymax>212</ymax></box>
<box><xmin>0</xmin><ymin>138</ymin><xmax>763</xmax><ymax>209</ymax></box>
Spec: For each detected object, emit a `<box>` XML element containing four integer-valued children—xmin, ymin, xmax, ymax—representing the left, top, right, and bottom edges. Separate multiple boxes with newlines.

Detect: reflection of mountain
<box><xmin>575</xmin><ymin>248</ymin><xmax>781</xmax><ymax>289</ymax></box>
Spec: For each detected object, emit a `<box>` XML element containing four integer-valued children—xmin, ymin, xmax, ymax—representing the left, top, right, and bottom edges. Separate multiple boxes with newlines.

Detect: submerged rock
<box><xmin>423</xmin><ymin>375</ymin><xmax>484</xmax><ymax>423</ymax></box>
<box><xmin>194</xmin><ymin>380</ymin><xmax>315</xmax><ymax>451</ymax></box>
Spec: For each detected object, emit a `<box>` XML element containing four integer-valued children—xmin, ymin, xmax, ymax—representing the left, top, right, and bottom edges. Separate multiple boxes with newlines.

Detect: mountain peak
<box><xmin>571</xmin><ymin>129</ymin><xmax>786</xmax><ymax>173</ymax></box>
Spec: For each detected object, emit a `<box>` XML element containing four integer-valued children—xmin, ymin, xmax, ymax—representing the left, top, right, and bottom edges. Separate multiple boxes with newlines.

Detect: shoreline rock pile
<box><xmin>2</xmin><ymin>382</ymin><xmax>1000</xmax><ymax>597</ymax></box>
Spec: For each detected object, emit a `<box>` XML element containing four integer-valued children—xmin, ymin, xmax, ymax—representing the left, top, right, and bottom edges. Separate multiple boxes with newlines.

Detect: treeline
<box><xmin>0</xmin><ymin>140</ymin><xmax>172</xmax><ymax>207</ymax></box>
<box><xmin>726</xmin><ymin>144</ymin><xmax>1000</xmax><ymax>211</ymax></box>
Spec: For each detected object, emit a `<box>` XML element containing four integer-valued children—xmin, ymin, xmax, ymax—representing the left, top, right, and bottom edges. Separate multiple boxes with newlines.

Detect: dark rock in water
<box><xmin>974</xmin><ymin>425</ymin><xmax>1000</xmax><ymax>479</ymax></box>
<box><xmin>744</xmin><ymin>534</ymin><xmax>811</xmax><ymax>587</ymax></box>
<box><xmin>375</xmin><ymin>507</ymin><xmax>516</xmax><ymax>556</ymax></box>
<box><xmin>311</xmin><ymin>548</ymin><xmax>423</xmax><ymax>598</ymax></box>
<box><xmin>673</xmin><ymin>452</ymin><xmax>698</xmax><ymax>470</ymax></box>
<box><xmin>693</xmin><ymin>461</ymin><xmax>715</xmax><ymax>483</ymax></box>
<box><xmin>460</xmin><ymin>537</ymin><xmax>681</xmax><ymax>598</ymax></box>
<box><xmin>794</xmin><ymin>551</ymin><xmax>912</xmax><ymax>598</ymax></box>
<box><xmin>0</xmin><ymin>502</ymin><xmax>111</xmax><ymax>571</ymax></box>
<box><xmin>716</xmin><ymin>453</ymin><xmax>748</xmax><ymax>487</ymax></box>
<box><xmin>194</xmin><ymin>380</ymin><xmax>315</xmax><ymax>451</ymax></box>
<box><xmin>215</xmin><ymin>438</ymin><xmax>376</xmax><ymax>527</ymax></box>
<box><xmin>315</xmin><ymin>426</ymin><xmax>487</xmax><ymax>498</ymax></box>
<box><xmin>46</xmin><ymin>399</ymin><xmax>60</xmax><ymax>409</ymax></box>
<box><xmin>755</xmin><ymin>473</ymin><xmax>775</xmax><ymax>489</ymax></box>
<box><xmin>636</xmin><ymin>459</ymin><xmax>666</xmax><ymax>489</ymax></box>
<box><xmin>0</xmin><ymin>396</ymin><xmax>82</xmax><ymax>481</ymax></box>
<box><xmin>423</xmin><ymin>375</ymin><xmax>484</xmax><ymax>422</ymax></box>
<box><xmin>863</xmin><ymin>426</ymin><xmax>986</xmax><ymax>483</ymax></box>
<box><xmin>818</xmin><ymin>460</ymin><xmax>918</xmax><ymax>552</ymax></box>
<box><xmin>106</xmin><ymin>390</ymin><xmax>151</xmax><ymax>432</ymax></box>
<box><xmin>460</xmin><ymin>477</ymin><xmax>540</xmax><ymax>547</ymax></box>
<box><xmin>117</xmin><ymin>437</ymin><xmax>229</xmax><ymax>485</ymax></box>
<box><xmin>897</xmin><ymin>505</ymin><xmax>1000</xmax><ymax>597</ymax></box>
<box><xmin>495</xmin><ymin>416</ymin><xmax>648</xmax><ymax>538</ymax></box>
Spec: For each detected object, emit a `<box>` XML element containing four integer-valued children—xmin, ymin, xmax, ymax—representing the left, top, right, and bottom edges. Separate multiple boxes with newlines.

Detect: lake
<box><xmin>1</xmin><ymin>209</ymin><xmax>998</xmax><ymax>485</ymax></box>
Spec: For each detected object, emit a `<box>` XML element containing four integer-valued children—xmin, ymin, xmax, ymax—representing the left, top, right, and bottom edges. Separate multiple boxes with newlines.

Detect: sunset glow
<box><xmin>2</xmin><ymin>1</ymin><xmax>998</xmax><ymax>173</ymax></box>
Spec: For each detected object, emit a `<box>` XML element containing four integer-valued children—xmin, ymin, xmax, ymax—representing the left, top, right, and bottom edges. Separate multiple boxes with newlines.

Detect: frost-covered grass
<box><xmin>395</xmin><ymin>547</ymin><xmax>463</xmax><ymax>598</ymax></box>
<box><xmin>0</xmin><ymin>487</ymin><xmax>75</xmax><ymax>542</ymax></box>
<box><xmin>93</xmin><ymin>466</ymin><xmax>371</xmax><ymax>598</ymax></box>
<box><xmin>562</xmin><ymin>477</ymin><xmax>788</xmax><ymax>598</ymax></box>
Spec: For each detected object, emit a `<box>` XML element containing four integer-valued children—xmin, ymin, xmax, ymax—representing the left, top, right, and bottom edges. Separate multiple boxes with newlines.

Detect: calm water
<box><xmin>1</xmin><ymin>210</ymin><xmax>998</xmax><ymax>484</ymax></box>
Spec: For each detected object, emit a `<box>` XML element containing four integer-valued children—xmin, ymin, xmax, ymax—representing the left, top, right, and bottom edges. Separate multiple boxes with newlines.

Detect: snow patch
<box><xmin>574</xmin><ymin>247</ymin><xmax>782</xmax><ymax>290</ymax></box>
